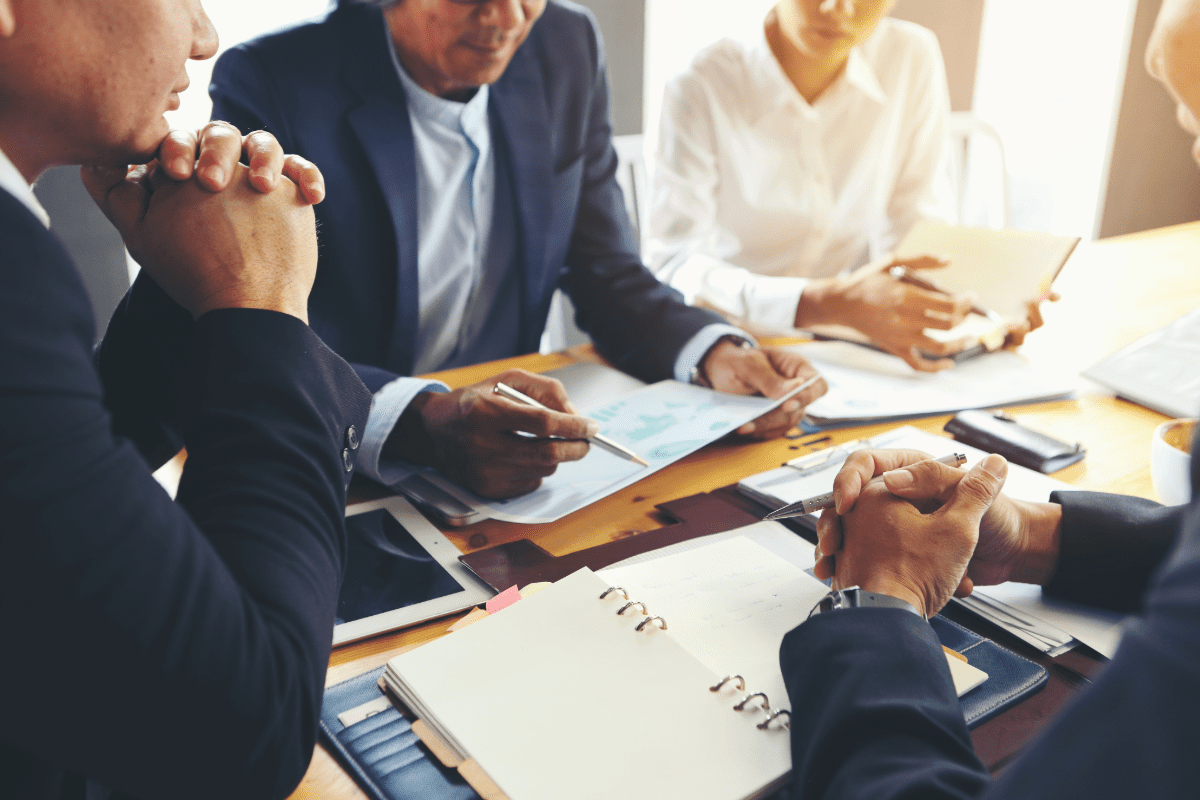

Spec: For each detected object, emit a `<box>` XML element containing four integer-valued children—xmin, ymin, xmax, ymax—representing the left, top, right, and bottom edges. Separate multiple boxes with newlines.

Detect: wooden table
<box><xmin>289</xmin><ymin>220</ymin><xmax>1200</xmax><ymax>799</ymax></box>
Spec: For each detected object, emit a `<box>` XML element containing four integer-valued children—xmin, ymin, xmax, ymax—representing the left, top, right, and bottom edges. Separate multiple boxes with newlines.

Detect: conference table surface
<box><xmin>289</xmin><ymin>220</ymin><xmax>1200</xmax><ymax>799</ymax></box>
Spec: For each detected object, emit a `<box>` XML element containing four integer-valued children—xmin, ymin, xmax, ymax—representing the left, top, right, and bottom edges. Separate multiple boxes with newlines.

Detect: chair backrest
<box><xmin>947</xmin><ymin>111</ymin><xmax>1010</xmax><ymax>229</ymax></box>
<box><xmin>611</xmin><ymin>133</ymin><xmax>648</xmax><ymax>250</ymax></box>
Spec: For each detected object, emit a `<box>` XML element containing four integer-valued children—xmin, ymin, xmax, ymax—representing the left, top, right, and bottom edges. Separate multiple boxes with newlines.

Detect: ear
<box><xmin>0</xmin><ymin>0</ymin><xmax>15</xmax><ymax>39</ymax></box>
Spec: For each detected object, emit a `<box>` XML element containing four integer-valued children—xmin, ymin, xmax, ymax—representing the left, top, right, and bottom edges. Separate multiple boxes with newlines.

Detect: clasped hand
<box><xmin>811</xmin><ymin>448</ymin><xmax>1025</xmax><ymax>618</ymax></box>
<box><xmin>80</xmin><ymin>121</ymin><xmax>324</xmax><ymax>322</ymax></box>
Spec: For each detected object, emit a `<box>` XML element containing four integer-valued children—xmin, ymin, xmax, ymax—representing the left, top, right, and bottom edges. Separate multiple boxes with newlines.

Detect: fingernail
<box><xmin>883</xmin><ymin>469</ymin><xmax>914</xmax><ymax>489</ymax></box>
<box><xmin>739</xmin><ymin>422</ymin><xmax>755</xmax><ymax>434</ymax></box>
<box><xmin>251</xmin><ymin>167</ymin><xmax>271</xmax><ymax>184</ymax></box>
<box><xmin>202</xmin><ymin>165</ymin><xmax>224</xmax><ymax>185</ymax></box>
<box><xmin>307</xmin><ymin>182</ymin><xmax>324</xmax><ymax>200</ymax></box>
<box><xmin>171</xmin><ymin>157</ymin><xmax>191</xmax><ymax>176</ymax></box>
<box><xmin>783</xmin><ymin>400</ymin><xmax>799</xmax><ymax>412</ymax></box>
<box><xmin>981</xmin><ymin>453</ymin><xmax>1008</xmax><ymax>479</ymax></box>
<box><xmin>585</xmin><ymin>421</ymin><xmax>600</xmax><ymax>438</ymax></box>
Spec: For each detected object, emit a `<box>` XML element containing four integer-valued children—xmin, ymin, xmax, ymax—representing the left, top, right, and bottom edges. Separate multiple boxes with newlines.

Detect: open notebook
<box><xmin>381</xmin><ymin>537</ymin><xmax>986</xmax><ymax>800</ymax></box>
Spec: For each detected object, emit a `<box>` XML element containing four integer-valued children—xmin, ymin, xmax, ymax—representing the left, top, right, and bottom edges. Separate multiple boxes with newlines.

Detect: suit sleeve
<box><xmin>1046</xmin><ymin>490</ymin><xmax>1182</xmax><ymax>613</ymax></box>
<box><xmin>557</xmin><ymin>17</ymin><xmax>725</xmax><ymax>382</ymax></box>
<box><xmin>782</xmin><ymin>610</ymin><xmax>990</xmax><ymax>800</ymax></box>
<box><xmin>0</xmin><ymin>216</ymin><xmax>372</xmax><ymax>800</ymax></box>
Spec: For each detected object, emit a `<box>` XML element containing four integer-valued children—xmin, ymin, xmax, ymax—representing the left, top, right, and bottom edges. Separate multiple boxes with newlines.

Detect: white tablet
<box><xmin>334</xmin><ymin>496</ymin><xmax>493</xmax><ymax>646</ymax></box>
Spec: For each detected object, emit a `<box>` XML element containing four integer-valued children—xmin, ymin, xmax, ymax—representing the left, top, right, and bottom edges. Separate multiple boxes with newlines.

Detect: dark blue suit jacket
<box><xmin>781</xmin><ymin>472</ymin><xmax>1197</xmax><ymax>797</ymax></box>
<box><xmin>0</xmin><ymin>188</ymin><xmax>371</xmax><ymax>800</ymax></box>
<box><xmin>208</xmin><ymin>0</ymin><xmax>722</xmax><ymax>393</ymax></box>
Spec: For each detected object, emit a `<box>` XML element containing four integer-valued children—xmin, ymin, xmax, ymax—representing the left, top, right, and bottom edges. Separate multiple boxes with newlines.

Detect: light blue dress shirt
<box><xmin>360</xmin><ymin>34</ymin><xmax>753</xmax><ymax>487</ymax></box>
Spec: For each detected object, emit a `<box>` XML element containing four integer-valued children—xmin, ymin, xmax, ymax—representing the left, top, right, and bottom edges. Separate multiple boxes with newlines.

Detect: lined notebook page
<box><xmin>388</xmin><ymin>568</ymin><xmax>790</xmax><ymax>800</ymax></box>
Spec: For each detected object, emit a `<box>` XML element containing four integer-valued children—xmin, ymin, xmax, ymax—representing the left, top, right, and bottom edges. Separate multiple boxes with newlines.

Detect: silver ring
<box><xmin>635</xmin><ymin>616</ymin><xmax>667</xmax><ymax>631</ymax></box>
<box><xmin>734</xmin><ymin>692</ymin><xmax>769</xmax><ymax>712</ymax></box>
<box><xmin>617</xmin><ymin>601</ymin><xmax>647</xmax><ymax>616</ymax></box>
<box><xmin>709</xmin><ymin>675</ymin><xmax>746</xmax><ymax>693</ymax></box>
<box><xmin>599</xmin><ymin>587</ymin><xmax>627</xmax><ymax>600</ymax></box>
<box><xmin>757</xmin><ymin>709</ymin><xmax>792</xmax><ymax>731</ymax></box>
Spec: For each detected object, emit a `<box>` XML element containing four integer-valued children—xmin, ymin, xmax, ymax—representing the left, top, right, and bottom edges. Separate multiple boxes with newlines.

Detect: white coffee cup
<box><xmin>1151</xmin><ymin>418</ymin><xmax>1195</xmax><ymax>506</ymax></box>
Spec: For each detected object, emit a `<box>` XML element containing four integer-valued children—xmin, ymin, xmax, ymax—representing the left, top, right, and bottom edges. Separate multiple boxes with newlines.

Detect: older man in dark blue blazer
<box><xmin>210</xmin><ymin>0</ymin><xmax>826</xmax><ymax>499</ymax></box>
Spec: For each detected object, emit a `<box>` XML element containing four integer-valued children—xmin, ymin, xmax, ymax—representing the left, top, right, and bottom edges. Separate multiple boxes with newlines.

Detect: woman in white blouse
<box><xmin>648</xmin><ymin>0</ymin><xmax>976</xmax><ymax>371</ymax></box>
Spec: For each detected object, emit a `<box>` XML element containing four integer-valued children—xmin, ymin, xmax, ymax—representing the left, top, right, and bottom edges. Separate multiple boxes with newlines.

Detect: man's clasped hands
<box><xmin>812</xmin><ymin>447</ymin><xmax>1067</xmax><ymax>619</ymax></box>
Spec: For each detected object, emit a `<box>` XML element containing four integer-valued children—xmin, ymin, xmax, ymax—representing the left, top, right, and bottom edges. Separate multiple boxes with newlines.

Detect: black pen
<box><xmin>763</xmin><ymin>452</ymin><xmax>968</xmax><ymax>520</ymax></box>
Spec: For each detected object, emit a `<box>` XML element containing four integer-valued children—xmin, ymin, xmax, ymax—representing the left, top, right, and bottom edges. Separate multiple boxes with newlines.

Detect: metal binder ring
<box><xmin>617</xmin><ymin>601</ymin><xmax>648</xmax><ymax>616</ymax></box>
<box><xmin>599</xmin><ymin>587</ymin><xmax>628</xmax><ymax>600</ymax></box>
<box><xmin>757</xmin><ymin>709</ymin><xmax>792</xmax><ymax>731</ymax></box>
<box><xmin>710</xmin><ymin>675</ymin><xmax>746</xmax><ymax>693</ymax></box>
<box><xmin>734</xmin><ymin>692</ymin><xmax>769</xmax><ymax>712</ymax></box>
<box><xmin>635</xmin><ymin>616</ymin><xmax>668</xmax><ymax>631</ymax></box>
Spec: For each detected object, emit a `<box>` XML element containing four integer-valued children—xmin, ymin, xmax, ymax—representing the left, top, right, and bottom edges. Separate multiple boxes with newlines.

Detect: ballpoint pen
<box><xmin>763</xmin><ymin>452</ymin><xmax>968</xmax><ymax>520</ymax></box>
<box><xmin>492</xmin><ymin>382</ymin><xmax>650</xmax><ymax>467</ymax></box>
<box><xmin>889</xmin><ymin>265</ymin><xmax>1006</xmax><ymax>325</ymax></box>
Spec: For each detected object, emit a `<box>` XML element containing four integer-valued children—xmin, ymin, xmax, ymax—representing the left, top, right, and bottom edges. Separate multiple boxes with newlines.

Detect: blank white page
<box><xmin>602</xmin><ymin>537</ymin><xmax>829</xmax><ymax>713</ymax></box>
<box><xmin>388</xmin><ymin>568</ymin><xmax>790</xmax><ymax>800</ymax></box>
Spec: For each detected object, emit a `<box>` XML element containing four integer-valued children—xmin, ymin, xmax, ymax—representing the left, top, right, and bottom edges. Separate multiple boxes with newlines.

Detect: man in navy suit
<box><xmin>780</xmin><ymin>6</ymin><xmax>1200</xmax><ymax>796</ymax></box>
<box><xmin>210</xmin><ymin>0</ymin><xmax>828</xmax><ymax>499</ymax></box>
<box><xmin>0</xmin><ymin>1</ymin><xmax>371</xmax><ymax>797</ymax></box>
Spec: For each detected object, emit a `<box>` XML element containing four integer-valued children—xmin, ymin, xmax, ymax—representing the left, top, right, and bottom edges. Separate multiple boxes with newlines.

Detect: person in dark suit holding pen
<box><xmin>208</xmin><ymin>0</ymin><xmax>828</xmax><ymax>500</ymax></box>
<box><xmin>0</xmin><ymin>1</ymin><xmax>373</xmax><ymax>798</ymax></box>
<box><xmin>778</xmin><ymin>7</ymin><xmax>1200</xmax><ymax>795</ymax></box>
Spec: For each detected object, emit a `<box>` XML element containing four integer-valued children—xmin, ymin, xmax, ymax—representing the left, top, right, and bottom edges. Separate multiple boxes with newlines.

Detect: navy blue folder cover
<box><xmin>320</xmin><ymin>616</ymin><xmax>1047</xmax><ymax>800</ymax></box>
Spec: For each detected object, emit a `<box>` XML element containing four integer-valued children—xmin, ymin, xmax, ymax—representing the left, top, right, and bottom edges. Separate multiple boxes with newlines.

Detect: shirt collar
<box><xmin>0</xmin><ymin>146</ymin><xmax>50</xmax><ymax>228</ymax></box>
<box><xmin>385</xmin><ymin>26</ymin><xmax>490</xmax><ymax>138</ymax></box>
<box><xmin>750</xmin><ymin>28</ymin><xmax>887</xmax><ymax>118</ymax></box>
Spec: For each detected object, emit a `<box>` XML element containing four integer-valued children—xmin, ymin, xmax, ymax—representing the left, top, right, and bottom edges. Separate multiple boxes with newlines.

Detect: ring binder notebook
<box><xmin>335</xmin><ymin>536</ymin><xmax>1042</xmax><ymax>800</ymax></box>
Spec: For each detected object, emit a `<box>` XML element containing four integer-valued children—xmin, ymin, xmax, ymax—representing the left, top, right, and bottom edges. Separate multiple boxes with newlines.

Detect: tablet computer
<box><xmin>334</xmin><ymin>496</ymin><xmax>493</xmax><ymax>646</ymax></box>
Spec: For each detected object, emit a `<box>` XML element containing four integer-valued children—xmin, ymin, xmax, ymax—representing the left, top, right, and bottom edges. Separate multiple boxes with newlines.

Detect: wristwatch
<box><xmin>691</xmin><ymin>334</ymin><xmax>755</xmax><ymax>388</ymax></box>
<box><xmin>808</xmin><ymin>586</ymin><xmax>926</xmax><ymax>620</ymax></box>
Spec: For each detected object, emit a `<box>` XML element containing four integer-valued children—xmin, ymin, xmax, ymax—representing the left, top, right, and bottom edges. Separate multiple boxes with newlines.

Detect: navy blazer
<box><xmin>0</xmin><ymin>187</ymin><xmax>371</xmax><ymax>800</ymax></box>
<box><xmin>209</xmin><ymin>1</ymin><xmax>723</xmax><ymax>392</ymax></box>
<box><xmin>780</xmin><ymin>481</ymin><xmax>1199</xmax><ymax>798</ymax></box>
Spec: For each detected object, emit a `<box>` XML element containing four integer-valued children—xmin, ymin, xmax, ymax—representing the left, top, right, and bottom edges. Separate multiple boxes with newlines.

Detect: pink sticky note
<box><xmin>486</xmin><ymin>585</ymin><xmax>522</xmax><ymax>614</ymax></box>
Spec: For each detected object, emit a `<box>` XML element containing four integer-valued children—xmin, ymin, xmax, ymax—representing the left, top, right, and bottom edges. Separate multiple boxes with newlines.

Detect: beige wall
<box><xmin>890</xmin><ymin>0</ymin><xmax>985</xmax><ymax>112</ymax></box>
<box><xmin>1098</xmin><ymin>0</ymin><xmax>1200</xmax><ymax>237</ymax></box>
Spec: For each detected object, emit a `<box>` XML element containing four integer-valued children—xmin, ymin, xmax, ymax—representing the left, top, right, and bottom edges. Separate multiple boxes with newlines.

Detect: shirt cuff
<box><xmin>358</xmin><ymin>375</ymin><xmax>450</xmax><ymax>486</ymax></box>
<box><xmin>673</xmin><ymin>323</ymin><xmax>758</xmax><ymax>384</ymax></box>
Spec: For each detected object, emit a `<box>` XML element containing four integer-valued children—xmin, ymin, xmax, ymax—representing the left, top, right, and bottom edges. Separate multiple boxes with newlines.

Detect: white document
<box><xmin>601</xmin><ymin>536</ymin><xmax>985</xmax><ymax>703</ymax></box>
<box><xmin>1082</xmin><ymin>305</ymin><xmax>1200</xmax><ymax>419</ymax></box>
<box><xmin>424</xmin><ymin>380</ymin><xmax>798</xmax><ymax>524</ymax></box>
<box><xmin>796</xmin><ymin>341</ymin><xmax>1074</xmax><ymax>425</ymax></box>
<box><xmin>966</xmin><ymin>582</ymin><xmax>1126</xmax><ymax>658</ymax></box>
<box><xmin>387</xmin><ymin>566</ymin><xmax>793</xmax><ymax>800</ymax></box>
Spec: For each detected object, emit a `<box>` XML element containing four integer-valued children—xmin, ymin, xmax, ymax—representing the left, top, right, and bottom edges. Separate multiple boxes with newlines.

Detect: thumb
<box><xmin>736</xmin><ymin>351</ymin><xmax>793</xmax><ymax>399</ymax></box>
<box><xmin>80</xmin><ymin>164</ymin><xmax>150</xmax><ymax>241</ymax></box>
<box><xmin>940</xmin><ymin>454</ymin><xmax>1008</xmax><ymax>526</ymax></box>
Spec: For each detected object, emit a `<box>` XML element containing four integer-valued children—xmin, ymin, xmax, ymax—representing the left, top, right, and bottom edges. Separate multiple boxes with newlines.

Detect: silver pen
<box><xmin>763</xmin><ymin>452</ymin><xmax>968</xmax><ymax>520</ymax></box>
<box><xmin>493</xmin><ymin>382</ymin><xmax>650</xmax><ymax>467</ymax></box>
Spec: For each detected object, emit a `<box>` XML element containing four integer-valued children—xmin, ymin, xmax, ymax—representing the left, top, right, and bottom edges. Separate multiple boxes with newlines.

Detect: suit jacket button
<box><xmin>343</xmin><ymin>447</ymin><xmax>354</xmax><ymax>473</ymax></box>
<box><xmin>346</xmin><ymin>425</ymin><xmax>360</xmax><ymax>450</ymax></box>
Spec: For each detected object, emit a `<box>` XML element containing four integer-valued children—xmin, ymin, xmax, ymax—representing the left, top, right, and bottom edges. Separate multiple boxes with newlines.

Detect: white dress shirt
<box><xmin>647</xmin><ymin>18</ymin><xmax>956</xmax><ymax>334</ymax></box>
<box><xmin>0</xmin><ymin>147</ymin><xmax>50</xmax><ymax>229</ymax></box>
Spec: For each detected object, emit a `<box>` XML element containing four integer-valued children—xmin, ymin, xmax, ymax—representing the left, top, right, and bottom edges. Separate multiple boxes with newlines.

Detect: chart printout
<box><xmin>422</xmin><ymin>381</ymin><xmax>792</xmax><ymax>523</ymax></box>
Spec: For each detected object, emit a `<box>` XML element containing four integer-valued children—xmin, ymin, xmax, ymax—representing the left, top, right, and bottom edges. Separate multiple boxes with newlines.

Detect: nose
<box><xmin>818</xmin><ymin>0</ymin><xmax>856</xmax><ymax>17</ymax></box>
<box><xmin>191</xmin><ymin>2</ymin><xmax>219</xmax><ymax>61</ymax></box>
<box><xmin>478</xmin><ymin>0</ymin><xmax>526</xmax><ymax>32</ymax></box>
